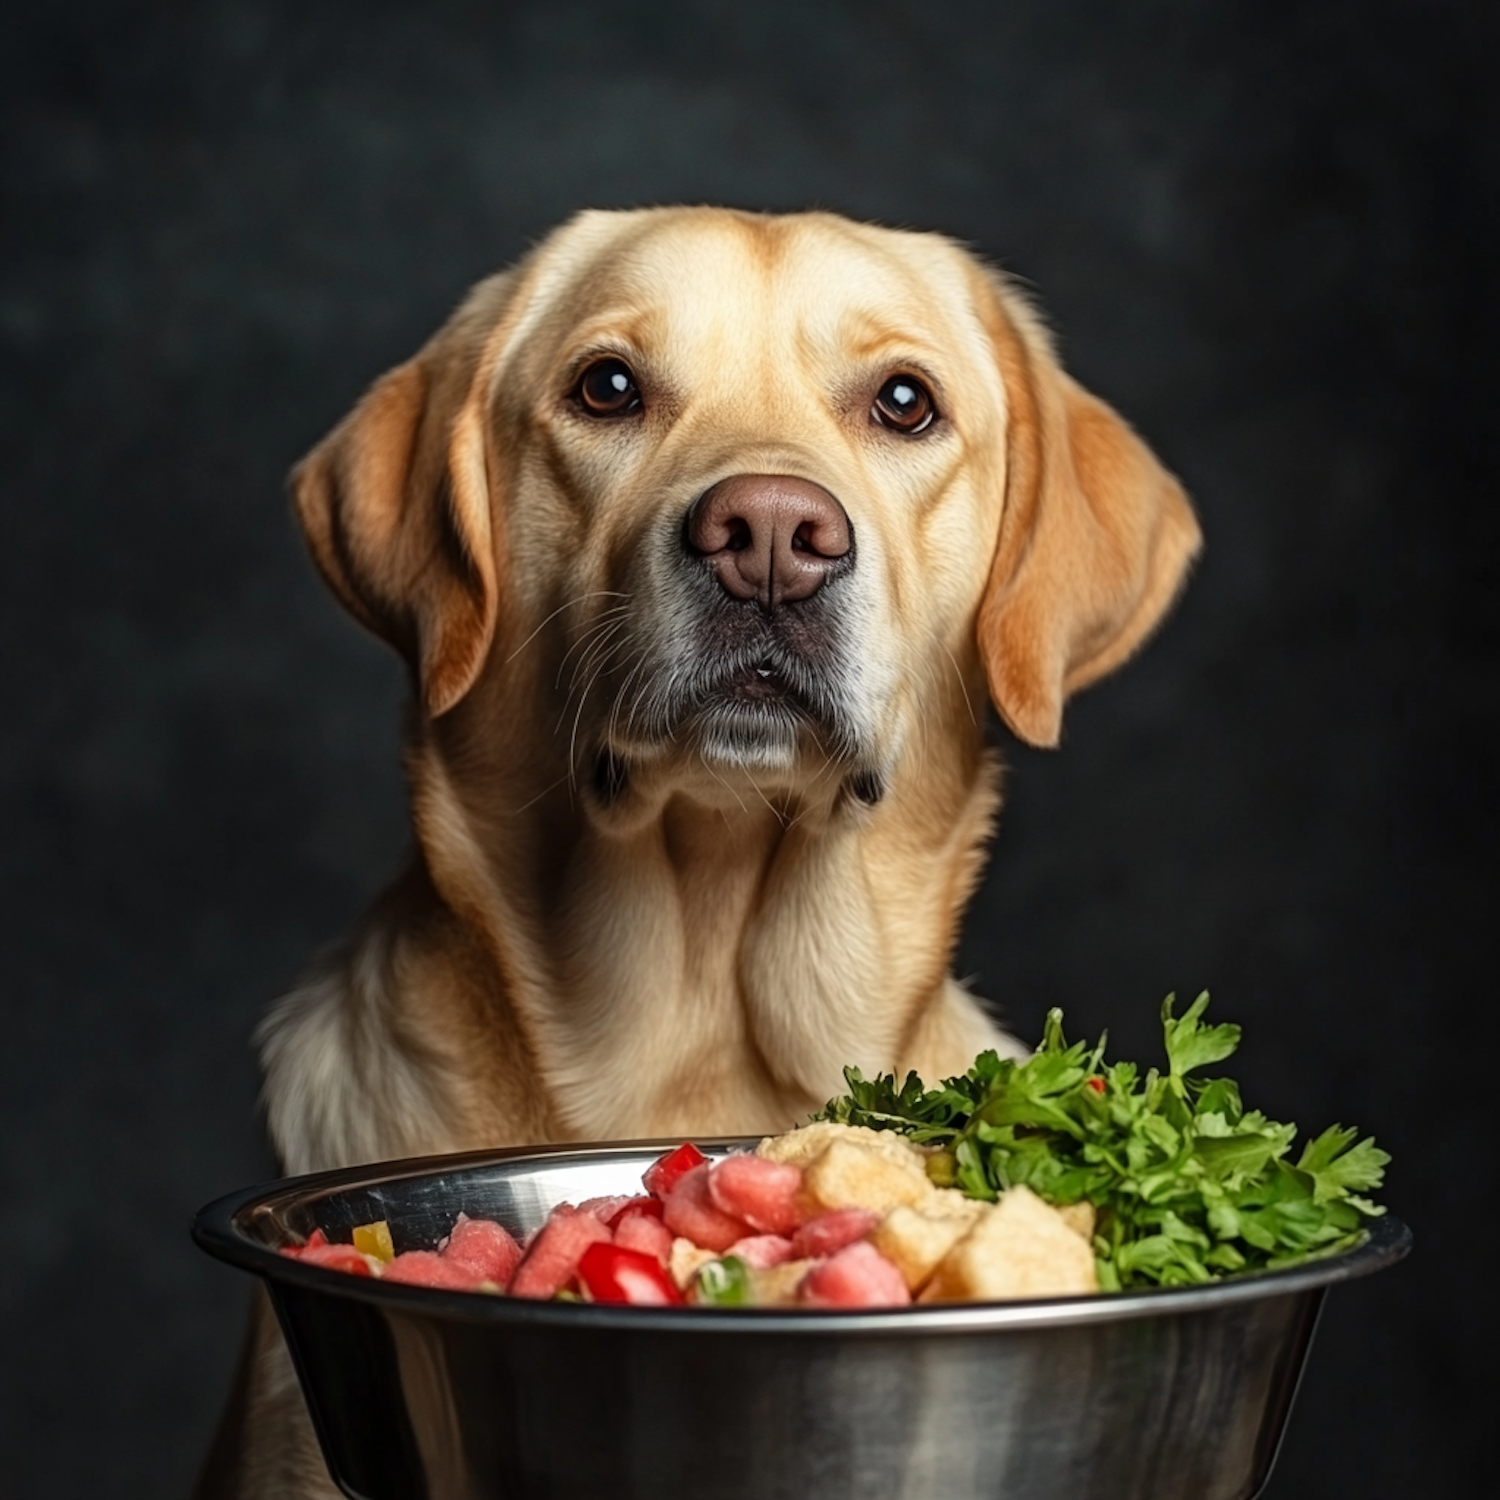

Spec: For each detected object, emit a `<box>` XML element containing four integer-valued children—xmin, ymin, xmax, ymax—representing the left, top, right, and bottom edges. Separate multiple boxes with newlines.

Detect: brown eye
<box><xmin>576</xmin><ymin>358</ymin><xmax>642</xmax><ymax>416</ymax></box>
<box><xmin>872</xmin><ymin>375</ymin><xmax>936</xmax><ymax>434</ymax></box>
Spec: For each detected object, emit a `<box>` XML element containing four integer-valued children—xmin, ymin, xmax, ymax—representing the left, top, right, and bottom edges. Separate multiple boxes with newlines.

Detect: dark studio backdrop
<box><xmin>2</xmin><ymin>1</ymin><xmax>1494</xmax><ymax>1495</ymax></box>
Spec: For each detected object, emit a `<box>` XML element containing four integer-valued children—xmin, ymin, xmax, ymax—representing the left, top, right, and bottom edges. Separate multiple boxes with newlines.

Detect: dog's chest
<box><xmin>521</xmin><ymin>809</ymin><xmax>923</xmax><ymax>1141</ymax></box>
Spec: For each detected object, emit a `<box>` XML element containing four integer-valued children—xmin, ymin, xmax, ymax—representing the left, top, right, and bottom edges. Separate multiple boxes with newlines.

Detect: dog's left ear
<box><xmin>291</xmin><ymin>275</ymin><xmax>515</xmax><ymax>718</ymax></box>
<box><xmin>975</xmin><ymin>283</ymin><xmax>1202</xmax><ymax>748</ymax></box>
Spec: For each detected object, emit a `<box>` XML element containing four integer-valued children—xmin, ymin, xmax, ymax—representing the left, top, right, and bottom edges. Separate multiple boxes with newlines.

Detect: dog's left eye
<box><xmin>576</xmin><ymin>358</ymin><xmax>643</xmax><ymax>417</ymax></box>
<box><xmin>872</xmin><ymin>375</ymin><xmax>937</xmax><ymax>434</ymax></box>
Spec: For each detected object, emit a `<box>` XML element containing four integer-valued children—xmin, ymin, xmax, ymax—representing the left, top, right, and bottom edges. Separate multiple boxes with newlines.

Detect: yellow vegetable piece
<box><xmin>352</xmin><ymin>1220</ymin><xmax>395</xmax><ymax>1263</ymax></box>
<box><xmin>924</xmin><ymin>1150</ymin><xmax>958</xmax><ymax>1188</ymax></box>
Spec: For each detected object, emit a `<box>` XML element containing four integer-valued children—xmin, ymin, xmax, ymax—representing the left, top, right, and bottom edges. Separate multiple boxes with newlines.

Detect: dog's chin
<box><xmin>693</xmin><ymin>702</ymin><xmax>804</xmax><ymax>771</ymax></box>
<box><xmin>596</xmin><ymin>656</ymin><xmax>877</xmax><ymax>794</ymax></box>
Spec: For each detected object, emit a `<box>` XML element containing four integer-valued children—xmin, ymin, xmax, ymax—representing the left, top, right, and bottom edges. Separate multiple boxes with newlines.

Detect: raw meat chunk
<box><xmin>707</xmin><ymin>1154</ymin><xmax>805</xmax><ymax>1235</ymax></box>
<box><xmin>442</xmin><ymin>1214</ymin><xmax>523</xmax><ymax>1286</ymax></box>
<box><xmin>285</xmin><ymin>1240</ymin><xmax>376</xmax><ymax>1277</ymax></box>
<box><xmin>799</xmin><ymin>1241</ymin><xmax>911</xmax><ymax>1308</ymax></box>
<box><xmin>790</xmin><ymin>1208</ymin><xmax>879</xmax><ymax>1260</ymax></box>
<box><xmin>509</xmin><ymin>1206</ymin><xmax>612</xmax><ymax>1299</ymax></box>
<box><xmin>726</xmin><ymin>1234</ymin><xmax>795</xmax><ymax>1269</ymax></box>
<box><xmin>614</xmin><ymin>1211</ymin><xmax>674</xmax><ymax>1265</ymax></box>
<box><xmin>661</xmin><ymin>1163</ymin><xmax>752</xmax><ymax>1253</ymax></box>
<box><xmin>384</xmin><ymin>1250</ymin><xmax>484</xmax><ymax>1289</ymax></box>
<box><xmin>578</xmin><ymin>1195</ymin><xmax>638</xmax><ymax>1224</ymax></box>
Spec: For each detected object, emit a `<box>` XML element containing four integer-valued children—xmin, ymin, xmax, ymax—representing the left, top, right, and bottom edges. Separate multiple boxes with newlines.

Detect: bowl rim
<box><xmin>193</xmin><ymin>1137</ymin><xmax>1411</xmax><ymax>1336</ymax></box>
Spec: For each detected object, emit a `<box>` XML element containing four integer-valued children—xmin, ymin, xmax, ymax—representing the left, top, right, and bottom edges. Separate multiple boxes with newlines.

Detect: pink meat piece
<box><xmin>383</xmin><ymin>1250</ymin><xmax>481</xmax><ymax>1290</ymax></box>
<box><xmin>707</xmin><ymin>1155</ymin><xmax>806</xmax><ymax>1235</ymax></box>
<box><xmin>441</xmin><ymin>1214</ymin><xmax>523</xmax><ymax>1287</ymax></box>
<box><xmin>578</xmin><ymin>1195</ymin><xmax>638</xmax><ymax>1224</ymax></box>
<box><xmin>661</xmin><ymin>1162</ymin><xmax>753</xmax><ymax>1253</ymax></box>
<box><xmin>727</xmin><ymin>1234</ymin><xmax>795</xmax><ymax>1269</ymax></box>
<box><xmin>790</xmin><ymin>1208</ymin><xmax>880</xmax><ymax>1260</ymax></box>
<box><xmin>614</xmin><ymin>1211</ymin><xmax>674</xmax><ymax>1265</ymax></box>
<box><xmin>604</xmin><ymin>1195</ymin><xmax>664</xmax><ymax>1227</ymax></box>
<box><xmin>285</xmin><ymin>1240</ymin><xmax>373</xmax><ymax>1277</ymax></box>
<box><xmin>508</xmin><ymin>1205</ymin><xmax>613</xmax><ymax>1299</ymax></box>
<box><xmin>798</xmin><ymin>1241</ymin><xmax>912</xmax><ymax>1308</ymax></box>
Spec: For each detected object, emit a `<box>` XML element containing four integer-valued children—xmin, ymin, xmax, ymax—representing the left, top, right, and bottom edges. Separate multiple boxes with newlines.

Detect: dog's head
<box><xmin>293</xmin><ymin>208</ymin><xmax>1199</xmax><ymax>819</ymax></box>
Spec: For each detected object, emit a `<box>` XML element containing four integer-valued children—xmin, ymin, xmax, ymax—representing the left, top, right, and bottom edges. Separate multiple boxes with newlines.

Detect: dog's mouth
<box><xmin>582</xmin><ymin>540</ymin><xmax>881</xmax><ymax>783</ymax></box>
<box><xmin>591</xmin><ymin>633</ymin><xmax>857</xmax><ymax>777</ymax></box>
<box><xmin>720</xmin><ymin>658</ymin><xmax>799</xmax><ymax>704</ymax></box>
<box><xmin>685</xmin><ymin>652</ymin><xmax>828</xmax><ymax>766</ymax></box>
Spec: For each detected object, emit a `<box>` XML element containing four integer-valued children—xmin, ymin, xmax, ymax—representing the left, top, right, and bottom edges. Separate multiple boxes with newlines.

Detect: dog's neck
<box><xmin>402</xmin><ymin>721</ymin><xmax>1009</xmax><ymax>1146</ymax></box>
<box><xmin>260</xmin><ymin>711</ymin><xmax>1016</xmax><ymax>1176</ymax></box>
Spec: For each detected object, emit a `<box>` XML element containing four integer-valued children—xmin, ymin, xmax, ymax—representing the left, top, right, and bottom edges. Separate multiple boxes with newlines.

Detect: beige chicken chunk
<box><xmin>669</xmin><ymin>1237</ymin><xmax>719</xmax><ymax>1292</ymax></box>
<box><xmin>1055</xmin><ymin>1200</ymin><xmax>1097</xmax><ymax>1242</ymax></box>
<box><xmin>747</xmin><ymin>1259</ymin><xmax>816</xmax><ymax>1307</ymax></box>
<box><xmin>756</xmin><ymin>1121</ymin><xmax>930</xmax><ymax>1175</ymax></box>
<box><xmin>800</xmin><ymin>1136</ymin><xmax>934</xmax><ymax>1216</ymax></box>
<box><xmin>919</xmin><ymin>1184</ymin><xmax>1099</xmax><ymax>1302</ymax></box>
<box><xmin>869</xmin><ymin>1202</ymin><xmax>985</xmax><ymax>1292</ymax></box>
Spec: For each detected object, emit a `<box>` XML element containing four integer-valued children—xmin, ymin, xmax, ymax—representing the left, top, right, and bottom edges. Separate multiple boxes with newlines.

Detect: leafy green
<box><xmin>811</xmin><ymin>993</ymin><xmax>1389</xmax><ymax>1290</ymax></box>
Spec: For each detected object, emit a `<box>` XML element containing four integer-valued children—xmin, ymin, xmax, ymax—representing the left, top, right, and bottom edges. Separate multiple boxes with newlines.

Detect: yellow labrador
<box><xmin>198</xmin><ymin>206</ymin><xmax>1200</xmax><ymax>1496</ymax></box>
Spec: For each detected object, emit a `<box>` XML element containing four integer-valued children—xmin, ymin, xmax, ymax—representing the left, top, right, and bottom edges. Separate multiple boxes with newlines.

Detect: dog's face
<box><xmin>294</xmin><ymin>208</ymin><xmax>1199</xmax><ymax>821</ymax></box>
<box><xmin>495</xmin><ymin>211</ymin><xmax>1015</xmax><ymax>804</ymax></box>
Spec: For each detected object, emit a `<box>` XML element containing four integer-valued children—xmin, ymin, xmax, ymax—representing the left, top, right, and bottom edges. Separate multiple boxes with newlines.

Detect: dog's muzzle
<box><xmin>587</xmin><ymin>473</ymin><xmax>874</xmax><ymax>782</ymax></box>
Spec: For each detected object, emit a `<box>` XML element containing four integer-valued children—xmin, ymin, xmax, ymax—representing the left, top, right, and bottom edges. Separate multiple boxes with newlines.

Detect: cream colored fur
<box><xmin>198</xmin><ymin>207</ymin><xmax>1199</xmax><ymax>1498</ymax></box>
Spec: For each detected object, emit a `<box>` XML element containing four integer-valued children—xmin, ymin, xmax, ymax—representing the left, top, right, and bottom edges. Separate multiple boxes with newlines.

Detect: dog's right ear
<box><xmin>291</xmin><ymin>282</ymin><xmax>512</xmax><ymax>718</ymax></box>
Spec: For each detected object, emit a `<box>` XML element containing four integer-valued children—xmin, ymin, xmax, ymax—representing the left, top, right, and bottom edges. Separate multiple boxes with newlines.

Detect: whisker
<box><xmin>509</xmin><ymin>769</ymin><xmax>574</xmax><ymax>816</ymax></box>
<box><xmin>555</xmin><ymin>606</ymin><xmax>633</xmax><ymax>689</ymax></box>
<box><xmin>565</xmin><ymin>618</ymin><xmax>630</xmax><ymax>697</ymax></box>
<box><xmin>782</xmin><ymin>751</ymin><xmax>844</xmax><ymax>831</ymax></box>
<box><xmin>597</xmin><ymin>646</ymin><xmax>644</xmax><ymax>749</ymax></box>
<box><xmin>554</xmin><ymin>633</ymin><xmax>632</xmax><ymax>745</ymax></box>
<box><xmin>697</xmin><ymin>754</ymin><xmax>750</xmax><ymax>817</ymax></box>
<box><xmin>551</xmin><ymin>626</ymin><xmax>631</xmax><ymax>745</ymax></box>
<box><xmin>943</xmin><ymin>643</ymin><xmax>978</xmax><ymax>728</ymax></box>
<box><xmin>504</xmin><ymin>591</ymin><xmax>630</xmax><ymax>667</ymax></box>
<box><xmin>566</xmin><ymin>639</ymin><xmax>634</xmax><ymax>787</ymax></box>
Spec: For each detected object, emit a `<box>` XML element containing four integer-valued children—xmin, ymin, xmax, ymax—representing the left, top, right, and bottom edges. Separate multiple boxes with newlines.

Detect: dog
<box><xmin>196</xmin><ymin>206</ymin><xmax>1200</xmax><ymax>1497</ymax></box>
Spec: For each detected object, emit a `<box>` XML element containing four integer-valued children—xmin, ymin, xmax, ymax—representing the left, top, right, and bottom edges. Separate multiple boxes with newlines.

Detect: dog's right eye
<box><xmin>575</xmin><ymin>358</ymin><xmax>643</xmax><ymax>417</ymax></box>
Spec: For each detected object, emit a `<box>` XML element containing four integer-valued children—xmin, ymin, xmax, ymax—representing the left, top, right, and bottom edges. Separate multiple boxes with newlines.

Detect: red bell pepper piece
<box><xmin>642</xmin><ymin>1141</ymin><xmax>708</xmax><ymax>1198</ymax></box>
<box><xmin>576</xmin><ymin>1241</ymin><xmax>685</xmax><ymax>1306</ymax></box>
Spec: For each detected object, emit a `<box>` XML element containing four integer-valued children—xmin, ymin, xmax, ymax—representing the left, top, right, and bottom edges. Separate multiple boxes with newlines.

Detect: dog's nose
<box><xmin>685</xmin><ymin>474</ymin><xmax>852</xmax><ymax>609</ymax></box>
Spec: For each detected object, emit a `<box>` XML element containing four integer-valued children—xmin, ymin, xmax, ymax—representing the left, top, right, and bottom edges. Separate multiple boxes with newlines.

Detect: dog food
<box><xmin>280</xmin><ymin>1123</ymin><xmax>1095</xmax><ymax>1307</ymax></box>
<box><xmin>280</xmin><ymin>997</ymin><xmax>1391</xmax><ymax>1306</ymax></box>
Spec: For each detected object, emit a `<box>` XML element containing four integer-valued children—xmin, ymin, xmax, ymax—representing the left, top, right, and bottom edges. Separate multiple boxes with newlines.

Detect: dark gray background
<box><xmin>2</xmin><ymin>1</ymin><xmax>1493</xmax><ymax>1495</ymax></box>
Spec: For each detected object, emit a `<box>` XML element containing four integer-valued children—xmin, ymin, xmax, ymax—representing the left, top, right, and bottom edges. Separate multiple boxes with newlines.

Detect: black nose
<box><xmin>685</xmin><ymin>474</ymin><xmax>852</xmax><ymax>610</ymax></box>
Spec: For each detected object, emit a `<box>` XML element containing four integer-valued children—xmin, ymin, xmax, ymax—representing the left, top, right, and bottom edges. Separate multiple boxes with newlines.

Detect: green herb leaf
<box><xmin>810</xmin><ymin>992</ymin><xmax>1388</xmax><ymax>1290</ymax></box>
<box><xmin>1162</xmin><ymin>992</ymin><xmax>1242</xmax><ymax>1079</ymax></box>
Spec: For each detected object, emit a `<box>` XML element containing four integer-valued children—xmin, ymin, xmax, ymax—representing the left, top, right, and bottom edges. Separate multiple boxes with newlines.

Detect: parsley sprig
<box><xmin>811</xmin><ymin>994</ymin><xmax>1389</xmax><ymax>1290</ymax></box>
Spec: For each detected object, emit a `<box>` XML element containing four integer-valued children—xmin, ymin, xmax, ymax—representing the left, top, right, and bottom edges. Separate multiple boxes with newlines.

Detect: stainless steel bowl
<box><xmin>194</xmin><ymin>1140</ymin><xmax>1409</xmax><ymax>1500</ymax></box>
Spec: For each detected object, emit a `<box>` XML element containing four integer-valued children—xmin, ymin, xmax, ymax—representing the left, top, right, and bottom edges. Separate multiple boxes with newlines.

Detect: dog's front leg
<box><xmin>195</xmin><ymin>1288</ymin><xmax>343</xmax><ymax>1500</ymax></box>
